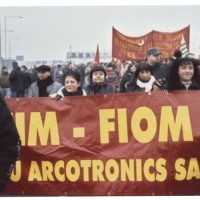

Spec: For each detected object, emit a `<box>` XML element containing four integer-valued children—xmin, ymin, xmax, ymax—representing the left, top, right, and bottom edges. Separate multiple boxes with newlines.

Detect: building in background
<box><xmin>66</xmin><ymin>51</ymin><xmax>112</xmax><ymax>64</ymax></box>
<box><xmin>0</xmin><ymin>50</ymin><xmax>112</xmax><ymax>71</ymax></box>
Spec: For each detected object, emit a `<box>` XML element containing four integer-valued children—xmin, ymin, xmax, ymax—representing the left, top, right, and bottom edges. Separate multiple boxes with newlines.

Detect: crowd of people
<box><xmin>1</xmin><ymin>47</ymin><xmax>200</xmax><ymax>100</ymax></box>
<box><xmin>1</xmin><ymin>47</ymin><xmax>200</xmax><ymax>192</ymax></box>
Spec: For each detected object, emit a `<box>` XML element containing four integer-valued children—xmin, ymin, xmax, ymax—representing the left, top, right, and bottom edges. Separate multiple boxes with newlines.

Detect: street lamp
<box><xmin>4</xmin><ymin>16</ymin><xmax>23</xmax><ymax>62</ymax></box>
<box><xmin>0</xmin><ymin>19</ymin><xmax>12</xmax><ymax>59</ymax></box>
<box><xmin>9</xmin><ymin>37</ymin><xmax>20</xmax><ymax>59</ymax></box>
<box><xmin>0</xmin><ymin>28</ymin><xmax>13</xmax><ymax>60</ymax></box>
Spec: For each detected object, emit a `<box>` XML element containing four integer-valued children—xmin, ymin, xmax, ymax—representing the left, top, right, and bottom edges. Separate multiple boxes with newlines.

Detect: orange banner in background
<box><xmin>3</xmin><ymin>91</ymin><xmax>200</xmax><ymax>196</ymax></box>
<box><xmin>112</xmin><ymin>26</ymin><xmax>190</xmax><ymax>61</ymax></box>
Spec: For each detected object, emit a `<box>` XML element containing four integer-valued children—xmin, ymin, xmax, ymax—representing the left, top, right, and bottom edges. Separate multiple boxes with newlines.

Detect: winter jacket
<box><xmin>22</xmin><ymin>72</ymin><xmax>32</xmax><ymax>89</ymax></box>
<box><xmin>0</xmin><ymin>72</ymin><xmax>10</xmax><ymax>88</ymax></box>
<box><xmin>55</xmin><ymin>86</ymin><xmax>87</xmax><ymax>98</ymax></box>
<box><xmin>163</xmin><ymin>80</ymin><xmax>200</xmax><ymax>91</ymax></box>
<box><xmin>151</xmin><ymin>62</ymin><xmax>168</xmax><ymax>80</ymax></box>
<box><xmin>119</xmin><ymin>72</ymin><xmax>134</xmax><ymax>93</ymax></box>
<box><xmin>0</xmin><ymin>94</ymin><xmax>21</xmax><ymax>192</ymax></box>
<box><xmin>28</xmin><ymin>81</ymin><xmax>62</xmax><ymax>97</ymax></box>
<box><xmin>9</xmin><ymin>67</ymin><xmax>24</xmax><ymax>92</ymax></box>
<box><xmin>84</xmin><ymin>82</ymin><xmax>118</xmax><ymax>95</ymax></box>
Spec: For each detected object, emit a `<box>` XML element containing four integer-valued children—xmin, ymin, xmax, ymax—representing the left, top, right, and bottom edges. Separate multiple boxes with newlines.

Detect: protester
<box><xmin>0</xmin><ymin>66</ymin><xmax>11</xmax><ymax>98</ymax></box>
<box><xmin>0</xmin><ymin>93</ymin><xmax>21</xmax><ymax>192</ymax></box>
<box><xmin>28</xmin><ymin>65</ymin><xmax>62</xmax><ymax>97</ymax></box>
<box><xmin>53</xmin><ymin>64</ymin><xmax>64</xmax><ymax>84</ymax></box>
<box><xmin>126</xmin><ymin>62</ymin><xmax>157</xmax><ymax>92</ymax></box>
<box><xmin>62</xmin><ymin>62</ymin><xmax>75</xmax><ymax>84</ymax></box>
<box><xmin>21</xmin><ymin>65</ymin><xmax>32</xmax><ymax>97</ymax></box>
<box><xmin>84</xmin><ymin>66</ymin><xmax>118</xmax><ymax>95</ymax></box>
<box><xmin>166</xmin><ymin>49</ymin><xmax>182</xmax><ymax>80</ymax></box>
<box><xmin>29</xmin><ymin>65</ymin><xmax>38</xmax><ymax>84</ymax></box>
<box><xmin>173</xmin><ymin>49</ymin><xmax>182</xmax><ymax>59</ymax></box>
<box><xmin>83</xmin><ymin>61</ymin><xmax>94</xmax><ymax>87</ymax></box>
<box><xmin>119</xmin><ymin>62</ymin><xmax>136</xmax><ymax>93</ymax></box>
<box><xmin>9</xmin><ymin>61</ymin><xmax>24</xmax><ymax>98</ymax></box>
<box><xmin>106</xmin><ymin>63</ymin><xmax>120</xmax><ymax>90</ymax></box>
<box><xmin>163</xmin><ymin>57</ymin><xmax>200</xmax><ymax>90</ymax></box>
<box><xmin>50</xmin><ymin>70</ymin><xmax>86</xmax><ymax>100</ymax></box>
<box><xmin>76</xmin><ymin>63</ymin><xmax>86</xmax><ymax>87</ymax></box>
<box><xmin>146</xmin><ymin>47</ymin><xmax>168</xmax><ymax>80</ymax></box>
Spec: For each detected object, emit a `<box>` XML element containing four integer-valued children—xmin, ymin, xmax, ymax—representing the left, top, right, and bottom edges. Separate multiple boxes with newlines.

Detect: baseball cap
<box><xmin>147</xmin><ymin>48</ymin><xmax>162</xmax><ymax>56</ymax></box>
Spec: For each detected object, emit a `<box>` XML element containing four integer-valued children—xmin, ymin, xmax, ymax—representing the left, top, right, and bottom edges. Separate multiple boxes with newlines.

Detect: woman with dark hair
<box><xmin>165</xmin><ymin>57</ymin><xmax>200</xmax><ymax>90</ymax></box>
<box><xmin>84</xmin><ymin>66</ymin><xmax>117</xmax><ymax>95</ymax></box>
<box><xmin>126</xmin><ymin>62</ymin><xmax>156</xmax><ymax>92</ymax></box>
<box><xmin>119</xmin><ymin>62</ymin><xmax>136</xmax><ymax>93</ymax></box>
<box><xmin>50</xmin><ymin>70</ymin><xmax>86</xmax><ymax>100</ymax></box>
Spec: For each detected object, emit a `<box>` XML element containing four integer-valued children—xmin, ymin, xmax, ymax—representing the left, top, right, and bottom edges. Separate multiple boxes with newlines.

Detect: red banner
<box><xmin>2</xmin><ymin>91</ymin><xmax>200</xmax><ymax>196</ymax></box>
<box><xmin>112</xmin><ymin>26</ymin><xmax>190</xmax><ymax>61</ymax></box>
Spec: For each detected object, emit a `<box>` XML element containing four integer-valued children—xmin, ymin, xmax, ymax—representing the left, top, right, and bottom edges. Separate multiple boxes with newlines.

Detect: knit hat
<box><xmin>90</xmin><ymin>66</ymin><xmax>106</xmax><ymax>81</ymax></box>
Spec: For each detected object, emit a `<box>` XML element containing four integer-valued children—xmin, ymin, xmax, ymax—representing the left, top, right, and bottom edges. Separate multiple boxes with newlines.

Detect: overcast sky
<box><xmin>0</xmin><ymin>3</ymin><xmax>200</xmax><ymax>62</ymax></box>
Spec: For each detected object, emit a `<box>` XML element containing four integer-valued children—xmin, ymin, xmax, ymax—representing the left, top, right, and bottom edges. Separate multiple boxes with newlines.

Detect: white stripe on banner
<box><xmin>180</xmin><ymin>34</ymin><xmax>189</xmax><ymax>57</ymax></box>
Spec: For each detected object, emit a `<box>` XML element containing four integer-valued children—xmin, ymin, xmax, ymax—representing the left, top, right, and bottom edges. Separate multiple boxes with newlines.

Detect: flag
<box><xmin>112</xmin><ymin>26</ymin><xmax>190</xmax><ymax>61</ymax></box>
<box><xmin>180</xmin><ymin>34</ymin><xmax>189</xmax><ymax>57</ymax></box>
<box><xmin>94</xmin><ymin>44</ymin><xmax>100</xmax><ymax>66</ymax></box>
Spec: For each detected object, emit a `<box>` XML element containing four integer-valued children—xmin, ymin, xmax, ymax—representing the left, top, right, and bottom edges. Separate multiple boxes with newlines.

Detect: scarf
<box><xmin>62</xmin><ymin>86</ymin><xmax>83</xmax><ymax>96</ymax></box>
<box><xmin>136</xmin><ymin>76</ymin><xmax>156</xmax><ymax>92</ymax></box>
<box><xmin>37</xmin><ymin>76</ymin><xmax>54</xmax><ymax>97</ymax></box>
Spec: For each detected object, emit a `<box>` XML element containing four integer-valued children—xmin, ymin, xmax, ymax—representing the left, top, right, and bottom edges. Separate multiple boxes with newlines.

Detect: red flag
<box><xmin>94</xmin><ymin>44</ymin><xmax>100</xmax><ymax>66</ymax></box>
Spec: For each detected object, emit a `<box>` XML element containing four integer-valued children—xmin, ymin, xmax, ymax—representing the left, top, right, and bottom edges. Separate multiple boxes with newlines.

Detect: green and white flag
<box><xmin>180</xmin><ymin>34</ymin><xmax>189</xmax><ymax>57</ymax></box>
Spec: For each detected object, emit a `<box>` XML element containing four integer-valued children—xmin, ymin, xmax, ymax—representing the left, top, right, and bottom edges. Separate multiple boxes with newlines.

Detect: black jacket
<box><xmin>9</xmin><ymin>66</ymin><xmax>24</xmax><ymax>92</ymax></box>
<box><xmin>163</xmin><ymin>80</ymin><xmax>200</xmax><ymax>91</ymax></box>
<box><xmin>84</xmin><ymin>82</ymin><xmax>117</xmax><ymax>95</ymax></box>
<box><xmin>22</xmin><ymin>72</ymin><xmax>32</xmax><ymax>89</ymax></box>
<box><xmin>151</xmin><ymin>62</ymin><xmax>168</xmax><ymax>80</ymax></box>
<box><xmin>119</xmin><ymin>72</ymin><xmax>134</xmax><ymax>93</ymax></box>
<box><xmin>0</xmin><ymin>94</ymin><xmax>21</xmax><ymax>192</ymax></box>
